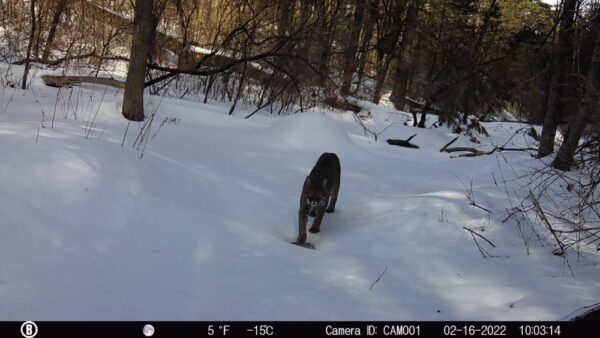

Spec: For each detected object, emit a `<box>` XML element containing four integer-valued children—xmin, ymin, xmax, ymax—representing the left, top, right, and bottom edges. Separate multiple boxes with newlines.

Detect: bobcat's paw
<box><xmin>295</xmin><ymin>234</ymin><xmax>307</xmax><ymax>244</ymax></box>
<box><xmin>309</xmin><ymin>227</ymin><xmax>320</xmax><ymax>233</ymax></box>
<box><xmin>326</xmin><ymin>207</ymin><xmax>335</xmax><ymax>213</ymax></box>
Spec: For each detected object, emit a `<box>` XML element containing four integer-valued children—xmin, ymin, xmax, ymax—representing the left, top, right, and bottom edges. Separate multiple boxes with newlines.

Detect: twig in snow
<box><xmin>469</xmin><ymin>232</ymin><xmax>488</xmax><ymax>258</ymax></box>
<box><xmin>456</xmin><ymin>176</ymin><xmax>494</xmax><ymax>213</ymax></box>
<box><xmin>463</xmin><ymin>226</ymin><xmax>496</xmax><ymax>248</ymax></box>
<box><xmin>465</xmin><ymin>228</ymin><xmax>497</xmax><ymax>258</ymax></box>
<box><xmin>370</xmin><ymin>266</ymin><xmax>388</xmax><ymax>291</ymax></box>
<box><xmin>84</xmin><ymin>86</ymin><xmax>108</xmax><ymax>139</ymax></box>
<box><xmin>440</xmin><ymin>136</ymin><xmax>460</xmax><ymax>152</ymax></box>
<box><xmin>353</xmin><ymin>111</ymin><xmax>398</xmax><ymax>142</ymax></box>
<box><xmin>561</xmin><ymin>302</ymin><xmax>600</xmax><ymax>320</ymax></box>
<box><xmin>528</xmin><ymin>190</ymin><xmax>574</xmax><ymax>276</ymax></box>
<box><xmin>470</xmin><ymin>201</ymin><xmax>493</xmax><ymax>213</ymax></box>
<box><xmin>121</xmin><ymin>120</ymin><xmax>130</xmax><ymax>147</ymax></box>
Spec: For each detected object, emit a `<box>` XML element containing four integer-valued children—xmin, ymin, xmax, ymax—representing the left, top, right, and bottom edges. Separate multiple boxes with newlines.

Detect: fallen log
<box><xmin>443</xmin><ymin>146</ymin><xmax>535</xmax><ymax>158</ymax></box>
<box><xmin>444</xmin><ymin>147</ymin><xmax>496</xmax><ymax>157</ymax></box>
<box><xmin>41</xmin><ymin>75</ymin><xmax>125</xmax><ymax>89</ymax></box>
<box><xmin>386</xmin><ymin>134</ymin><xmax>419</xmax><ymax>149</ymax></box>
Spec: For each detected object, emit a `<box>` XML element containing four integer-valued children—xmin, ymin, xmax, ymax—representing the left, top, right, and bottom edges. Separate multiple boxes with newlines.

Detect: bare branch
<box><xmin>463</xmin><ymin>226</ymin><xmax>496</xmax><ymax>248</ymax></box>
<box><xmin>440</xmin><ymin>136</ymin><xmax>460</xmax><ymax>152</ymax></box>
<box><xmin>370</xmin><ymin>266</ymin><xmax>388</xmax><ymax>291</ymax></box>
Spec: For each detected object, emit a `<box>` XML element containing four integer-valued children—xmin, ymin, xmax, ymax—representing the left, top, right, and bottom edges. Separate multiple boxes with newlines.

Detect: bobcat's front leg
<box><xmin>309</xmin><ymin>207</ymin><xmax>326</xmax><ymax>233</ymax></box>
<box><xmin>296</xmin><ymin>205</ymin><xmax>308</xmax><ymax>244</ymax></box>
<box><xmin>327</xmin><ymin>167</ymin><xmax>340</xmax><ymax>213</ymax></box>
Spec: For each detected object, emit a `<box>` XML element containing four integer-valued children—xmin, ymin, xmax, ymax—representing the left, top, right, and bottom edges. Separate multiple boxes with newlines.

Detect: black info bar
<box><xmin>1</xmin><ymin>321</ymin><xmax>596</xmax><ymax>338</ymax></box>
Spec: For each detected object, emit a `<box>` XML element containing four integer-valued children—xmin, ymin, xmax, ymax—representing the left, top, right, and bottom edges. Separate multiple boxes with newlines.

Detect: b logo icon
<box><xmin>20</xmin><ymin>321</ymin><xmax>38</xmax><ymax>338</ymax></box>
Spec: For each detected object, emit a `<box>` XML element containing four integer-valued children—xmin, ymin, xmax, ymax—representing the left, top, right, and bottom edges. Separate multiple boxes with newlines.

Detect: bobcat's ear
<box><xmin>321</xmin><ymin>179</ymin><xmax>328</xmax><ymax>188</ymax></box>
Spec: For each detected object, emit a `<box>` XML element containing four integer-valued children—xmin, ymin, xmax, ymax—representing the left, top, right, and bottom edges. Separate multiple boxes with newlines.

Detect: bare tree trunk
<box><xmin>371</xmin><ymin>54</ymin><xmax>392</xmax><ymax>103</ymax></box>
<box><xmin>278</xmin><ymin>0</ymin><xmax>293</xmax><ymax>37</ymax></box>
<box><xmin>355</xmin><ymin>0</ymin><xmax>379</xmax><ymax>94</ymax></box>
<box><xmin>316</xmin><ymin>0</ymin><xmax>328</xmax><ymax>88</ymax></box>
<box><xmin>269</xmin><ymin>0</ymin><xmax>294</xmax><ymax>99</ymax></box>
<box><xmin>22</xmin><ymin>0</ymin><xmax>36</xmax><ymax>89</ymax></box>
<box><xmin>371</xmin><ymin>0</ymin><xmax>406</xmax><ymax>104</ymax></box>
<box><xmin>175</xmin><ymin>0</ymin><xmax>198</xmax><ymax>69</ymax></box>
<box><xmin>228</xmin><ymin>66</ymin><xmax>246</xmax><ymax>115</ymax></box>
<box><xmin>552</xmin><ymin>18</ymin><xmax>600</xmax><ymax>170</ymax></box>
<box><xmin>460</xmin><ymin>0</ymin><xmax>498</xmax><ymax>124</ymax></box>
<box><xmin>389</xmin><ymin>0</ymin><xmax>420</xmax><ymax>111</ymax></box>
<box><xmin>42</xmin><ymin>0</ymin><xmax>68</xmax><ymax>61</ymax></box>
<box><xmin>340</xmin><ymin>0</ymin><xmax>366</xmax><ymax>96</ymax></box>
<box><xmin>122</xmin><ymin>0</ymin><xmax>155</xmax><ymax>122</ymax></box>
<box><xmin>538</xmin><ymin>0</ymin><xmax>578</xmax><ymax>158</ymax></box>
<box><xmin>32</xmin><ymin>0</ymin><xmax>47</xmax><ymax>59</ymax></box>
<box><xmin>418</xmin><ymin>101</ymin><xmax>429</xmax><ymax>128</ymax></box>
<box><xmin>552</xmin><ymin>112</ymin><xmax>586</xmax><ymax>170</ymax></box>
<box><xmin>317</xmin><ymin>0</ymin><xmax>340</xmax><ymax>90</ymax></box>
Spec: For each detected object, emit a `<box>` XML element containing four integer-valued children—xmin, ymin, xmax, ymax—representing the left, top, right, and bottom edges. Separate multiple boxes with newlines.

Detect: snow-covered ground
<box><xmin>0</xmin><ymin>65</ymin><xmax>599</xmax><ymax>320</ymax></box>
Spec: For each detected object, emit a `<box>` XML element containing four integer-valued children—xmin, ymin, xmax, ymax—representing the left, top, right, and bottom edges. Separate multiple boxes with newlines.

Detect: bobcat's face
<box><xmin>305</xmin><ymin>190</ymin><xmax>327</xmax><ymax>208</ymax></box>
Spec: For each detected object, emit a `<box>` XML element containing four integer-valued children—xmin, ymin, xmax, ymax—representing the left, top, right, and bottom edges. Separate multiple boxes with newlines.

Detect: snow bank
<box><xmin>265</xmin><ymin>112</ymin><xmax>358</xmax><ymax>154</ymax></box>
<box><xmin>0</xmin><ymin>65</ymin><xmax>599</xmax><ymax>321</ymax></box>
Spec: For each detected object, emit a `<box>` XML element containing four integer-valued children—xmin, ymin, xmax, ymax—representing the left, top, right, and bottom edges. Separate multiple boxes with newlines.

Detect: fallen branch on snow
<box><xmin>463</xmin><ymin>226</ymin><xmax>496</xmax><ymax>258</ymax></box>
<box><xmin>440</xmin><ymin>136</ymin><xmax>460</xmax><ymax>152</ymax></box>
<box><xmin>463</xmin><ymin>226</ymin><xmax>496</xmax><ymax>247</ymax></box>
<box><xmin>386</xmin><ymin>134</ymin><xmax>419</xmax><ymax>149</ymax></box>
<box><xmin>370</xmin><ymin>266</ymin><xmax>388</xmax><ymax>291</ymax></box>
<box><xmin>444</xmin><ymin>147</ymin><xmax>497</xmax><ymax>157</ymax></box>
<box><xmin>41</xmin><ymin>75</ymin><xmax>125</xmax><ymax>89</ymax></box>
<box><xmin>442</xmin><ymin>146</ymin><xmax>535</xmax><ymax>158</ymax></box>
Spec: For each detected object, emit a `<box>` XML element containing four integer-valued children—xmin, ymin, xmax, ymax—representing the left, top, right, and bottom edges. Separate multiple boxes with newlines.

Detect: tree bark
<box><xmin>22</xmin><ymin>0</ymin><xmax>36</xmax><ymax>89</ymax></box>
<box><xmin>316</xmin><ymin>0</ymin><xmax>341</xmax><ymax>90</ymax></box>
<box><xmin>538</xmin><ymin>0</ymin><xmax>578</xmax><ymax>158</ymax></box>
<box><xmin>552</xmin><ymin>16</ymin><xmax>600</xmax><ymax>170</ymax></box>
<box><xmin>552</xmin><ymin>112</ymin><xmax>586</xmax><ymax>170</ymax></box>
<box><xmin>355</xmin><ymin>0</ymin><xmax>379</xmax><ymax>94</ymax></box>
<box><xmin>316</xmin><ymin>0</ymin><xmax>329</xmax><ymax>88</ymax></box>
<box><xmin>122</xmin><ymin>0</ymin><xmax>155</xmax><ymax>122</ymax></box>
<box><xmin>41</xmin><ymin>75</ymin><xmax>125</xmax><ymax>88</ymax></box>
<box><xmin>340</xmin><ymin>0</ymin><xmax>366</xmax><ymax>96</ymax></box>
<box><xmin>418</xmin><ymin>101</ymin><xmax>429</xmax><ymax>128</ymax></box>
<box><xmin>42</xmin><ymin>0</ymin><xmax>68</xmax><ymax>61</ymax></box>
<box><xmin>371</xmin><ymin>0</ymin><xmax>406</xmax><ymax>104</ymax></box>
<box><xmin>460</xmin><ymin>0</ymin><xmax>498</xmax><ymax>124</ymax></box>
<box><xmin>372</xmin><ymin>54</ymin><xmax>392</xmax><ymax>103</ymax></box>
<box><xmin>389</xmin><ymin>0</ymin><xmax>420</xmax><ymax>111</ymax></box>
<box><xmin>269</xmin><ymin>0</ymin><xmax>294</xmax><ymax>100</ymax></box>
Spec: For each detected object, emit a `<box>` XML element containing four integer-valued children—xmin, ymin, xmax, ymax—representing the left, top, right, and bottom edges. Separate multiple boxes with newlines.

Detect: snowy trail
<box><xmin>0</xmin><ymin>69</ymin><xmax>599</xmax><ymax>320</ymax></box>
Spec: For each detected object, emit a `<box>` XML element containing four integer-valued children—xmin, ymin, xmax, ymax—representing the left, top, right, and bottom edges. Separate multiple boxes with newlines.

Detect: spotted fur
<box><xmin>295</xmin><ymin>153</ymin><xmax>341</xmax><ymax>244</ymax></box>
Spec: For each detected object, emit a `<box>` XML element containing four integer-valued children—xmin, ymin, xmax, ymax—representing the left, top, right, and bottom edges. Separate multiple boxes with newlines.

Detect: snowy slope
<box><xmin>0</xmin><ymin>66</ymin><xmax>599</xmax><ymax>320</ymax></box>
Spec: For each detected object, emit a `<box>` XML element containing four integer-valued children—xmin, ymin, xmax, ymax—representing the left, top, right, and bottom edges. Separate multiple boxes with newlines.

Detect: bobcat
<box><xmin>295</xmin><ymin>152</ymin><xmax>341</xmax><ymax>244</ymax></box>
